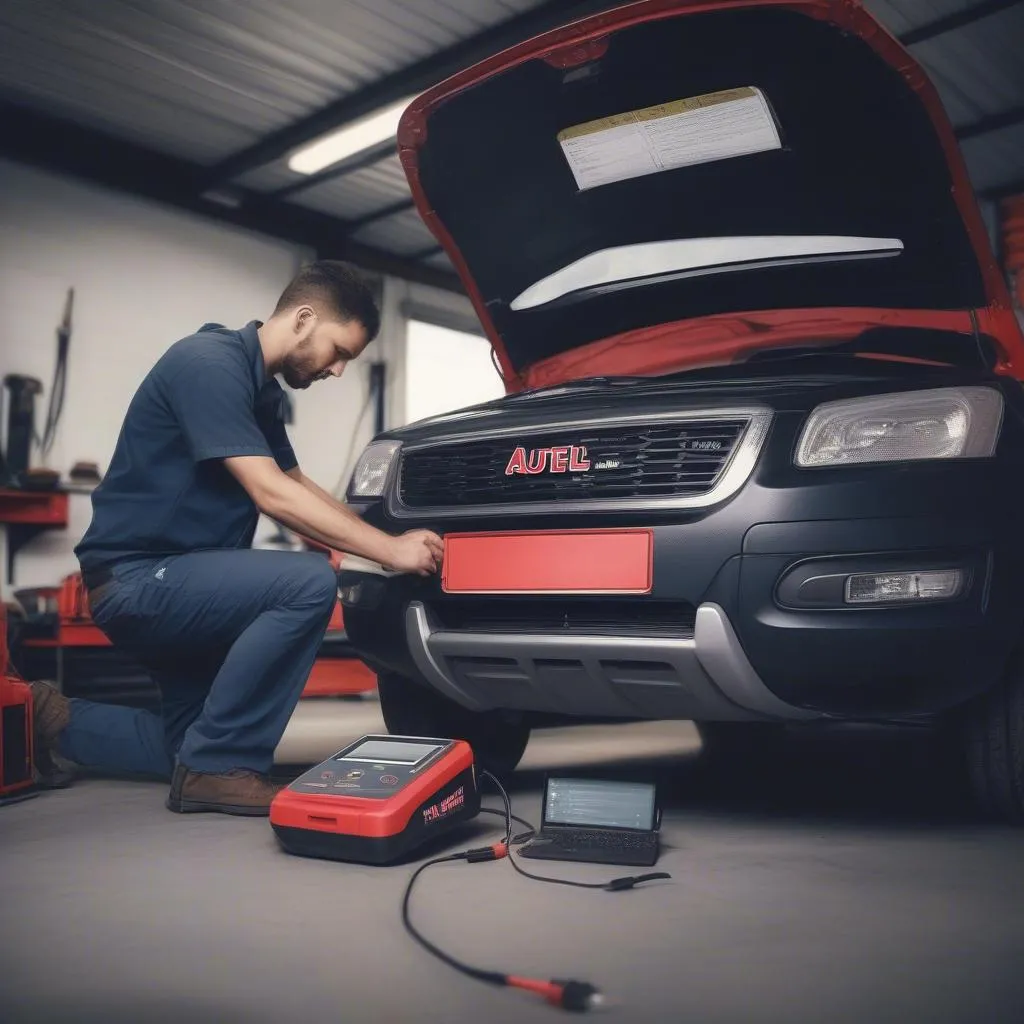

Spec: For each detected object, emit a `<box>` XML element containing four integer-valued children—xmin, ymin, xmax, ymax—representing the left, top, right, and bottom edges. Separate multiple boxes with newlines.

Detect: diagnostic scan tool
<box><xmin>269</xmin><ymin>734</ymin><xmax>481</xmax><ymax>865</ymax></box>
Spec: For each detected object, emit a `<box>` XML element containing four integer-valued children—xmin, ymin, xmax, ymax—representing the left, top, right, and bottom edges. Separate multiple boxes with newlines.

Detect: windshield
<box><xmin>511</xmin><ymin>235</ymin><xmax>904</xmax><ymax>311</ymax></box>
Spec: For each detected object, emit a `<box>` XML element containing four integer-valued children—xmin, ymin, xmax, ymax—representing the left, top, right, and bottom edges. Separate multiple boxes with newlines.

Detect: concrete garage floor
<box><xmin>3</xmin><ymin>702</ymin><xmax>1024</xmax><ymax>1024</ymax></box>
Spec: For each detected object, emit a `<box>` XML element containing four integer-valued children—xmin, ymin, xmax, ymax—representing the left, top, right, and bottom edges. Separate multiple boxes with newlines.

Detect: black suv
<box><xmin>340</xmin><ymin>0</ymin><xmax>1024</xmax><ymax>823</ymax></box>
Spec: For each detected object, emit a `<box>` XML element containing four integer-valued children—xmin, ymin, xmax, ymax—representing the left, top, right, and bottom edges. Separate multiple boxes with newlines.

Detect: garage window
<box><xmin>403</xmin><ymin>319</ymin><xmax>505</xmax><ymax>424</ymax></box>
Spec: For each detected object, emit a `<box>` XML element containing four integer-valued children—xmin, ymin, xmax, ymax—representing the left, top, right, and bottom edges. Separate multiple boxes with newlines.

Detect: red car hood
<box><xmin>397</xmin><ymin>0</ymin><xmax>1023</xmax><ymax>390</ymax></box>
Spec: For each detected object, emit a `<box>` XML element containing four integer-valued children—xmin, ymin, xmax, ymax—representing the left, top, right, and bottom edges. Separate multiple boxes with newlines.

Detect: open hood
<box><xmin>397</xmin><ymin>0</ymin><xmax>1023</xmax><ymax>389</ymax></box>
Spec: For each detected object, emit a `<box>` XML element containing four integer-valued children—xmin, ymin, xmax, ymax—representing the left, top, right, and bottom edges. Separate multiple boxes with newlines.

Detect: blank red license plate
<box><xmin>441</xmin><ymin>530</ymin><xmax>653</xmax><ymax>594</ymax></box>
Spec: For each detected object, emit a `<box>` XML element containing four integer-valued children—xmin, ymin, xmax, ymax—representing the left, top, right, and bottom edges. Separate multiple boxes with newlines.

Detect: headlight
<box><xmin>348</xmin><ymin>440</ymin><xmax>401</xmax><ymax>497</ymax></box>
<box><xmin>795</xmin><ymin>387</ymin><xmax>1003</xmax><ymax>467</ymax></box>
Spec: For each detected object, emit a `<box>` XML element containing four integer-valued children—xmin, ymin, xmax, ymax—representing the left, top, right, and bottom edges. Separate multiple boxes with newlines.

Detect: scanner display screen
<box><xmin>545</xmin><ymin>777</ymin><xmax>656</xmax><ymax>831</ymax></box>
<box><xmin>339</xmin><ymin>739</ymin><xmax>443</xmax><ymax>765</ymax></box>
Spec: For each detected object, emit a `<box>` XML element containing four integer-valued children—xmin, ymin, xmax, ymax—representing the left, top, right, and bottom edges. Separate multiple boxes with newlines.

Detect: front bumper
<box><xmin>340</xmin><ymin>504</ymin><xmax>1024</xmax><ymax>723</ymax></box>
<box><xmin>400</xmin><ymin>598</ymin><xmax>818</xmax><ymax>722</ymax></box>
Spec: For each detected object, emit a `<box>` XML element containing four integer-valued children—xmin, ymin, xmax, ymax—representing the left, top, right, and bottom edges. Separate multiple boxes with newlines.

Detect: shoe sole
<box><xmin>166</xmin><ymin>797</ymin><xmax>271</xmax><ymax>816</ymax></box>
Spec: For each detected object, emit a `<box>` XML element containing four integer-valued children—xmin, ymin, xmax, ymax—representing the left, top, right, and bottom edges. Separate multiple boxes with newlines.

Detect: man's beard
<box><xmin>281</xmin><ymin>343</ymin><xmax>329</xmax><ymax>389</ymax></box>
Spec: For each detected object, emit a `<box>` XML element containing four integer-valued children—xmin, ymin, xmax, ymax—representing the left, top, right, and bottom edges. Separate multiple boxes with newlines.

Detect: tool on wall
<box><xmin>40</xmin><ymin>288</ymin><xmax>73</xmax><ymax>462</ymax></box>
<box><xmin>1</xmin><ymin>375</ymin><xmax>43</xmax><ymax>487</ymax></box>
<box><xmin>2</xmin><ymin>288</ymin><xmax>74</xmax><ymax>491</ymax></box>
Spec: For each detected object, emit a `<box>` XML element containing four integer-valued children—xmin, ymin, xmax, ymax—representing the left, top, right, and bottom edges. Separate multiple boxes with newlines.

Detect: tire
<box><xmin>376</xmin><ymin>672</ymin><xmax>530</xmax><ymax>777</ymax></box>
<box><xmin>963</xmin><ymin>645</ymin><xmax>1024</xmax><ymax>824</ymax></box>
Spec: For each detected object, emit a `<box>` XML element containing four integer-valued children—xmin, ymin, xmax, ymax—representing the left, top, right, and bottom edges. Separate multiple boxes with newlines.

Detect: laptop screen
<box><xmin>544</xmin><ymin>777</ymin><xmax>656</xmax><ymax>831</ymax></box>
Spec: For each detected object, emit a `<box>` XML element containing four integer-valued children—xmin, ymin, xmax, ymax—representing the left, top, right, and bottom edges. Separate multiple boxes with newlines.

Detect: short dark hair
<box><xmin>274</xmin><ymin>260</ymin><xmax>381</xmax><ymax>340</ymax></box>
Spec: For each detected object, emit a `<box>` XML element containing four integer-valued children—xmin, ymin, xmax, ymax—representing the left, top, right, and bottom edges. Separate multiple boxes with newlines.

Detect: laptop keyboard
<box><xmin>552</xmin><ymin>829</ymin><xmax>653</xmax><ymax>849</ymax></box>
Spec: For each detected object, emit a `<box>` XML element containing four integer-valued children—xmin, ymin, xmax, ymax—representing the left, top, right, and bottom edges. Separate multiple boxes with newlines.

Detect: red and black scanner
<box><xmin>269</xmin><ymin>734</ymin><xmax>481</xmax><ymax>865</ymax></box>
<box><xmin>1</xmin><ymin>604</ymin><xmax>36</xmax><ymax>805</ymax></box>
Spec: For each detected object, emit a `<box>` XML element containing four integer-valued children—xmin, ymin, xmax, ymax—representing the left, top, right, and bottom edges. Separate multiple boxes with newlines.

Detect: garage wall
<box><xmin>0</xmin><ymin>158</ymin><xmax>394</xmax><ymax>598</ymax></box>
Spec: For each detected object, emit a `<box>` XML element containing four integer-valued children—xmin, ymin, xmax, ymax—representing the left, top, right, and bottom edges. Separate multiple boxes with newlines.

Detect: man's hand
<box><xmin>225</xmin><ymin>456</ymin><xmax>441</xmax><ymax>570</ymax></box>
<box><xmin>383</xmin><ymin>529</ymin><xmax>445</xmax><ymax>576</ymax></box>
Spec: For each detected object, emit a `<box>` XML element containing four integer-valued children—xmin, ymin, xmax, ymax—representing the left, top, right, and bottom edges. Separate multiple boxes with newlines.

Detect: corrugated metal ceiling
<box><xmin>910</xmin><ymin>4</ymin><xmax>1024</xmax><ymax>122</ymax></box>
<box><xmin>0</xmin><ymin>0</ymin><xmax>1020</xmax><ymax>289</ymax></box>
<box><xmin>863</xmin><ymin>0</ymin><xmax>976</xmax><ymax>35</ymax></box>
<box><xmin>961</xmin><ymin>122</ymin><xmax>1024</xmax><ymax>193</ymax></box>
<box><xmin>350</xmin><ymin>206</ymin><xmax>439</xmax><ymax>256</ymax></box>
<box><xmin>0</xmin><ymin>0</ymin><xmax>544</xmax><ymax>163</ymax></box>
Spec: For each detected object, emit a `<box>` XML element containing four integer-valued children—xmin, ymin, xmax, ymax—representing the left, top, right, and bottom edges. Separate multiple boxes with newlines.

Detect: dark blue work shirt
<box><xmin>75</xmin><ymin>321</ymin><xmax>297</xmax><ymax>573</ymax></box>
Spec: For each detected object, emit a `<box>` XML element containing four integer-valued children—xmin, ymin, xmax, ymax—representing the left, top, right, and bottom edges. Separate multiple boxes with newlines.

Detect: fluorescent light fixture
<box><xmin>288</xmin><ymin>95</ymin><xmax>417</xmax><ymax>175</ymax></box>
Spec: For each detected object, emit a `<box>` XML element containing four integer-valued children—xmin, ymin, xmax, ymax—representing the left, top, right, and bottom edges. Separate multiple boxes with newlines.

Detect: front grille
<box><xmin>430</xmin><ymin>599</ymin><xmax>697</xmax><ymax>639</ymax></box>
<box><xmin>398</xmin><ymin>418</ymin><xmax>748</xmax><ymax>509</ymax></box>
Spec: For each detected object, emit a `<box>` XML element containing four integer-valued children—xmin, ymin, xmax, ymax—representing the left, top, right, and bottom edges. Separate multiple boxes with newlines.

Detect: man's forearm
<box><xmin>261</xmin><ymin>472</ymin><xmax>394</xmax><ymax>564</ymax></box>
<box><xmin>289</xmin><ymin>469</ymin><xmax>352</xmax><ymax>517</ymax></box>
<box><xmin>287</xmin><ymin>470</ymin><xmax>377</xmax><ymax>558</ymax></box>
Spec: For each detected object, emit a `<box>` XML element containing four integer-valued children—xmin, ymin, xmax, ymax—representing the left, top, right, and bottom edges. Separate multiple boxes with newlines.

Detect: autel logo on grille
<box><xmin>505</xmin><ymin>445</ymin><xmax>602</xmax><ymax>475</ymax></box>
<box><xmin>396</xmin><ymin>417</ymin><xmax>751</xmax><ymax>510</ymax></box>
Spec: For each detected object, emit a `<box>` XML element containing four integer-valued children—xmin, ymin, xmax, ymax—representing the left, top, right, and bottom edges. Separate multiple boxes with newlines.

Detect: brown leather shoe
<box><xmin>29</xmin><ymin>681</ymin><xmax>75</xmax><ymax>784</ymax></box>
<box><xmin>166</xmin><ymin>764</ymin><xmax>282</xmax><ymax>816</ymax></box>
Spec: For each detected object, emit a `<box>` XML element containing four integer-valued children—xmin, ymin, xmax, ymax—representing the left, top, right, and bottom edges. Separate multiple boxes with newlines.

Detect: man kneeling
<box><xmin>31</xmin><ymin>260</ymin><xmax>441</xmax><ymax>816</ymax></box>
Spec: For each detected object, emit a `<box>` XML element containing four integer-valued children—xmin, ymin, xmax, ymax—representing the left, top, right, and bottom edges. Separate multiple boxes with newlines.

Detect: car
<box><xmin>338</xmin><ymin>0</ymin><xmax>1024</xmax><ymax>823</ymax></box>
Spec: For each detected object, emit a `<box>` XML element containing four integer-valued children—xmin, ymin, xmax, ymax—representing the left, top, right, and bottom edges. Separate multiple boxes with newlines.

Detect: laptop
<box><xmin>518</xmin><ymin>774</ymin><xmax>661</xmax><ymax>867</ymax></box>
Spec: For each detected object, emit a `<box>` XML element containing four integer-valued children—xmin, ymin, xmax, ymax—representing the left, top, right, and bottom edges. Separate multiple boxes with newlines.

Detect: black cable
<box><xmin>400</xmin><ymin>851</ymin><xmax>505</xmax><ymax>987</ymax></box>
<box><xmin>478</xmin><ymin>806</ymin><xmax>535</xmax><ymax>845</ymax></box>
<box><xmin>490</xmin><ymin>346</ymin><xmax>504</xmax><ymax>382</ymax></box>
<box><xmin>969</xmin><ymin>307</ymin><xmax>989</xmax><ymax>372</ymax></box>
<box><xmin>400</xmin><ymin>769</ymin><xmax>670</xmax><ymax>1012</ymax></box>
<box><xmin>331</xmin><ymin>379</ymin><xmax>376</xmax><ymax>497</ymax></box>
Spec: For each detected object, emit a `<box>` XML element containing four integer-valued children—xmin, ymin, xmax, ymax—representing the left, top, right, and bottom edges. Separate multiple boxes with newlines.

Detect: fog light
<box><xmin>844</xmin><ymin>569</ymin><xmax>963</xmax><ymax>605</ymax></box>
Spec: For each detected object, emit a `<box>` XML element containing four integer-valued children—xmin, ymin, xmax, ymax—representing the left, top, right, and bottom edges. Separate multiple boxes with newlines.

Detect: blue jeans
<box><xmin>59</xmin><ymin>550</ymin><xmax>338</xmax><ymax>779</ymax></box>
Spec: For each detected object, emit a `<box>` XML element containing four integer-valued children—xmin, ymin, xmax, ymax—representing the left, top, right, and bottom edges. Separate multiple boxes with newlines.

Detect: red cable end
<box><xmin>507</xmin><ymin>975</ymin><xmax>562</xmax><ymax>1003</ymax></box>
<box><xmin>506</xmin><ymin>976</ymin><xmax>604</xmax><ymax>1011</ymax></box>
<box><xmin>465</xmin><ymin>842</ymin><xmax>509</xmax><ymax>863</ymax></box>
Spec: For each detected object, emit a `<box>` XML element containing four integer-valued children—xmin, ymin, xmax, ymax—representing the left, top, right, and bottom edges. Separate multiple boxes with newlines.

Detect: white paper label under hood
<box><xmin>557</xmin><ymin>86</ymin><xmax>782</xmax><ymax>191</ymax></box>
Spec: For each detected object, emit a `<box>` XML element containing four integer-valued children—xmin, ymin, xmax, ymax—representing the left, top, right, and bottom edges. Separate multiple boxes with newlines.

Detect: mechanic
<box><xmin>29</xmin><ymin>260</ymin><xmax>443</xmax><ymax>817</ymax></box>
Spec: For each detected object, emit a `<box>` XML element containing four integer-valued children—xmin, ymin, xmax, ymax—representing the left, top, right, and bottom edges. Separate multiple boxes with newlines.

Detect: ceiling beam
<box><xmin>899</xmin><ymin>0</ymin><xmax>1022</xmax><ymax>46</ymax></box>
<box><xmin>955</xmin><ymin>104</ymin><xmax>1024</xmax><ymax>141</ymax></box>
<box><xmin>410</xmin><ymin>245</ymin><xmax>445</xmax><ymax>261</ymax></box>
<box><xmin>349</xmin><ymin>198</ymin><xmax>418</xmax><ymax>231</ymax></box>
<box><xmin>0</xmin><ymin>100</ymin><xmax>464</xmax><ymax>294</ymax></box>
<box><xmin>199</xmin><ymin>0</ymin><xmax>617</xmax><ymax>190</ymax></box>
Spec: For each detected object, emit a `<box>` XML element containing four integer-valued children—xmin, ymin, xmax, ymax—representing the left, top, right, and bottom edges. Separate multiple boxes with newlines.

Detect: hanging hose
<box><xmin>39</xmin><ymin>287</ymin><xmax>74</xmax><ymax>461</ymax></box>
